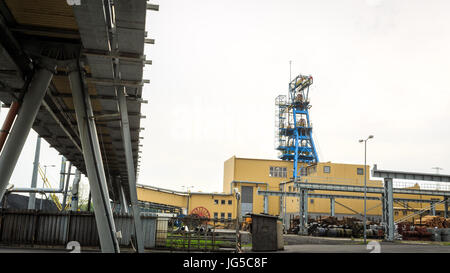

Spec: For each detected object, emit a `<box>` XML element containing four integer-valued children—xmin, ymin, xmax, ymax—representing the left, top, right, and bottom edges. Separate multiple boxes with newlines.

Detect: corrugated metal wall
<box><xmin>0</xmin><ymin>209</ymin><xmax>156</xmax><ymax>248</ymax></box>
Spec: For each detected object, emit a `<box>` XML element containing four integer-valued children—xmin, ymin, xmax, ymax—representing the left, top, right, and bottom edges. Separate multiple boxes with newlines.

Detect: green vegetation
<box><xmin>163</xmin><ymin>233</ymin><xmax>235</xmax><ymax>250</ymax></box>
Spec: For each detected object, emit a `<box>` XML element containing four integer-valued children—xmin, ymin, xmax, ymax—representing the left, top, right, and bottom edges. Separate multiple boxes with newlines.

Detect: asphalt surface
<box><xmin>280</xmin><ymin>243</ymin><xmax>450</xmax><ymax>253</ymax></box>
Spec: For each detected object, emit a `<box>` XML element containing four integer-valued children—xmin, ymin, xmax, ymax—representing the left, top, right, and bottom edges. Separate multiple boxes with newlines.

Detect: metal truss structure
<box><xmin>275</xmin><ymin>74</ymin><xmax>319</xmax><ymax>181</ymax></box>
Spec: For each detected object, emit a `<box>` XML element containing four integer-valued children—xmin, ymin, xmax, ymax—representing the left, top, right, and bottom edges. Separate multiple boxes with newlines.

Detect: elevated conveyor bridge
<box><xmin>0</xmin><ymin>0</ymin><xmax>158</xmax><ymax>252</ymax></box>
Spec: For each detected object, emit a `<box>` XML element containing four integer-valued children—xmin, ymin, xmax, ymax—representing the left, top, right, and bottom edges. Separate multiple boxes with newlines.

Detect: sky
<box><xmin>1</xmin><ymin>0</ymin><xmax>450</xmax><ymax>197</ymax></box>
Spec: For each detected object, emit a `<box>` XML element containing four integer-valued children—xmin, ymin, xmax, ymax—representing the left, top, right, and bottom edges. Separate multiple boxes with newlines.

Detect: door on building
<box><xmin>241</xmin><ymin>186</ymin><xmax>253</xmax><ymax>216</ymax></box>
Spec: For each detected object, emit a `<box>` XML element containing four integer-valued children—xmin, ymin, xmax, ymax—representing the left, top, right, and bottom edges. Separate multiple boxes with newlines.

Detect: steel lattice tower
<box><xmin>275</xmin><ymin>74</ymin><xmax>319</xmax><ymax>181</ymax></box>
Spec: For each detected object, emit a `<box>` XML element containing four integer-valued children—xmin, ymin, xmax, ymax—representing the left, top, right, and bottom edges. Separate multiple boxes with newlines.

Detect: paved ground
<box><xmin>280</xmin><ymin>243</ymin><xmax>450</xmax><ymax>253</ymax></box>
<box><xmin>277</xmin><ymin>235</ymin><xmax>450</xmax><ymax>253</ymax></box>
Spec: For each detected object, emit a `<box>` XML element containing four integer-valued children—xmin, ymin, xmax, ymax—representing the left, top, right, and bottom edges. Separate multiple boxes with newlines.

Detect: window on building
<box><xmin>228</xmin><ymin>200</ymin><xmax>232</xmax><ymax>205</ymax></box>
<box><xmin>394</xmin><ymin>211</ymin><xmax>399</xmax><ymax>216</ymax></box>
<box><xmin>402</xmin><ymin>211</ymin><xmax>407</xmax><ymax>216</ymax></box>
<box><xmin>228</xmin><ymin>213</ymin><xmax>232</xmax><ymax>220</ymax></box>
<box><xmin>214</xmin><ymin>200</ymin><xmax>219</xmax><ymax>205</ymax></box>
<box><xmin>310</xmin><ymin>199</ymin><xmax>314</xmax><ymax>204</ymax></box>
<box><xmin>357</xmin><ymin>168</ymin><xmax>364</xmax><ymax>175</ymax></box>
<box><xmin>221</xmin><ymin>200</ymin><xmax>225</xmax><ymax>205</ymax></box>
<box><xmin>308</xmin><ymin>166</ymin><xmax>317</xmax><ymax>175</ymax></box>
<box><xmin>300</xmin><ymin>168</ymin><xmax>307</xmax><ymax>176</ymax></box>
<box><xmin>220</xmin><ymin>213</ymin><xmax>225</xmax><ymax>220</ymax></box>
<box><xmin>214</xmin><ymin>213</ymin><xmax>218</xmax><ymax>219</ymax></box>
<box><xmin>288</xmin><ymin>186</ymin><xmax>292</xmax><ymax>192</ymax></box>
<box><xmin>269</xmin><ymin>166</ymin><xmax>287</xmax><ymax>178</ymax></box>
<box><xmin>323</xmin><ymin>166</ymin><xmax>331</xmax><ymax>174</ymax></box>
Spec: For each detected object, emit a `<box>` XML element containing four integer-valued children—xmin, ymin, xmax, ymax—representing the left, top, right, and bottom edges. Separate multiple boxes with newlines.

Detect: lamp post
<box><xmin>359</xmin><ymin>135</ymin><xmax>373</xmax><ymax>244</ymax></box>
<box><xmin>182</xmin><ymin>186</ymin><xmax>194</xmax><ymax>215</ymax></box>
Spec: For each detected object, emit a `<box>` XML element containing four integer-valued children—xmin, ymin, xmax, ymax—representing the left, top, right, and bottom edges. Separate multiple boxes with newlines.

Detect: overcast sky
<box><xmin>1</xmin><ymin>0</ymin><xmax>450</xmax><ymax>196</ymax></box>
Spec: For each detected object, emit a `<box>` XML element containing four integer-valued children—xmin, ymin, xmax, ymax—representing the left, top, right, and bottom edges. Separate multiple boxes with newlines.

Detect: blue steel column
<box><xmin>0</xmin><ymin>67</ymin><xmax>54</xmax><ymax>198</ymax></box>
<box><xmin>384</xmin><ymin>178</ymin><xmax>394</xmax><ymax>241</ymax></box>
<box><xmin>117</xmin><ymin>87</ymin><xmax>144</xmax><ymax>253</ymax></box>
<box><xmin>28</xmin><ymin>136</ymin><xmax>41</xmax><ymax>210</ymax></box>
<box><xmin>68</xmin><ymin>65</ymin><xmax>120</xmax><ymax>253</ymax></box>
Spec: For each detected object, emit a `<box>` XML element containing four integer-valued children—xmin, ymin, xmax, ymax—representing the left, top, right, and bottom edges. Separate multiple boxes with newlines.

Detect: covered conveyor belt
<box><xmin>0</xmin><ymin>0</ymin><xmax>158</xmax><ymax>252</ymax></box>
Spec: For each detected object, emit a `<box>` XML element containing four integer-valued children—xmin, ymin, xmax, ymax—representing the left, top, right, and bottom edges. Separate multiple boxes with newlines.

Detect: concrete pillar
<box><xmin>117</xmin><ymin>87</ymin><xmax>144</xmax><ymax>253</ymax></box>
<box><xmin>384</xmin><ymin>178</ymin><xmax>394</xmax><ymax>241</ymax></box>
<box><xmin>70</xmin><ymin>170</ymin><xmax>81</xmax><ymax>212</ymax></box>
<box><xmin>330</xmin><ymin>197</ymin><xmax>335</xmax><ymax>217</ymax></box>
<box><xmin>69</xmin><ymin>66</ymin><xmax>120</xmax><ymax>253</ymax></box>
<box><xmin>0</xmin><ymin>67</ymin><xmax>54</xmax><ymax>199</ymax></box>
<box><xmin>28</xmin><ymin>136</ymin><xmax>41</xmax><ymax>210</ymax></box>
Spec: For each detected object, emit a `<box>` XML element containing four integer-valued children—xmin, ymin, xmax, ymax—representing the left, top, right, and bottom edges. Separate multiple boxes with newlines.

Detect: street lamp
<box><xmin>181</xmin><ymin>186</ymin><xmax>194</xmax><ymax>214</ymax></box>
<box><xmin>359</xmin><ymin>135</ymin><xmax>373</xmax><ymax>244</ymax></box>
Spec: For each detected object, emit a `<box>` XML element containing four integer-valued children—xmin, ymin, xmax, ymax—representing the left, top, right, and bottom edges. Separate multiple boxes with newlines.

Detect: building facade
<box><xmin>137</xmin><ymin>156</ymin><xmax>447</xmax><ymax>223</ymax></box>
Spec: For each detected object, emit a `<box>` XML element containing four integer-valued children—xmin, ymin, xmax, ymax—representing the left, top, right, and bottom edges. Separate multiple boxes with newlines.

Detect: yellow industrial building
<box><xmin>137</xmin><ymin>156</ymin><xmax>446</xmax><ymax>223</ymax></box>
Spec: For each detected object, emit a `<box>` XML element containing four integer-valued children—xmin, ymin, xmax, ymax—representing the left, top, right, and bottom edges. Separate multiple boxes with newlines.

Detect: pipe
<box><xmin>0</xmin><ymin>101</ymin><xmax>20</xmax><ymax>152</ymax></box>
<box><xmin>10</xmin><ymin>188</ymin><xmax>62</xmax><ymax>193</ymax></box>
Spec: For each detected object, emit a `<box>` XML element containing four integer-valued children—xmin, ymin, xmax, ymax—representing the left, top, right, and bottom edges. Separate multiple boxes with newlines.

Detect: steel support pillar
<box><xmin>118</xmin><ymin>182</ymin><xmax>129</xmax><ymax>214</ymax></box>
<box><xmin>28</xmin><ymin>135</ymin><xmax>41</xmax><ymax>210</ymax></box>
<box><xmin>384</xmin><ymin>178</ymin><xmax>394</xmax><ymax>241</ymax></box>
<box><xmin>61</xmin><ymin>162</ymin><xmax>72</xmax><ymax>210</ymax></box>
<box><xmin>117</xmin><ymin>87</ymin><xmax>144</xmax><ymax>253</ymax></box>
<box><xmin>381</xmin><ymin>193</ymin><xmax>386</xmax><ymax>226</ymax></box>
<box><xmin>445</xmin><ymin>197</ymin><xmax>448</xmax><ymax>218</ymax></box>
<box><xmin>330</xmin><ymin>197</ymin><xmax>335</xmax><ymax>216</ymax></box>
<box><xmin>58</xmin><ymin>156</ymin><xmax>67</xmax><ymax>199</ymax></box>
<box><xmin>263</xmin><ymin>194</ymin><xmax>268</xmax><ymax>214</ymax></box>
<box><xmin>298</xmin><ymin>189</ymin><xmax>308</xmax><ymax>235</ymax></box>
<box><xmin>70</xmin><ymin>170</ymin><xmax>81</xmax><ymax>212</ymax></box>
<box><xmin>430</xmin><ymin>202</ymin><xmax>436</xmax><ymax>216</ymax></box>
<box><xmin>69</xmin><ymin>66</ymin><xmax>120</xmax><ymax>253</ymax></box>
<box><xmin>0</xmin><ymin>189</ymin><xmax>6</xmax><ymax>208</ymax></box>
<box><xmin>0</xmin><ymin>67</ymin><xmax>54</xmax><ymax>199</ymax></box>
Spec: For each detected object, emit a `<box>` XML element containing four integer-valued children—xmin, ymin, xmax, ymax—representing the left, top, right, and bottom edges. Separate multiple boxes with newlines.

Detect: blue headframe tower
<box><xmin>275</xmin><ymin>74</ymin><xmax>319</xmax><ymax>181</ymax></box>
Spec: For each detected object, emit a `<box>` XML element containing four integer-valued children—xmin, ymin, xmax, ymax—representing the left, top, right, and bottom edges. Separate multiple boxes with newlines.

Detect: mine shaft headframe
<box><xmin>289</xmin><ymin>74</ymin><xmax>313</xmax><ymax>105</ymax></box>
